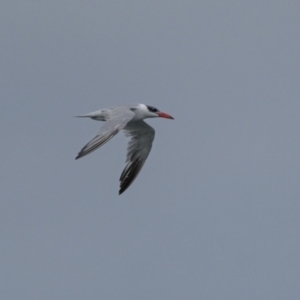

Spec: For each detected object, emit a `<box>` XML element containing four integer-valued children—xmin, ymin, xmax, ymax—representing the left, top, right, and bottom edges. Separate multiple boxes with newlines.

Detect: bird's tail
<box><xmin>74</xmin><ymin>109</ymin><xmax>105</xmax><ymax>121</ymax></box>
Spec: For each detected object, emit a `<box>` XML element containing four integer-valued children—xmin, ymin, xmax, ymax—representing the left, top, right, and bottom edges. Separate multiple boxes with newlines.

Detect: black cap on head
<box><xmin>146</xmin><ymin>105</ymin><xmax>159</xmax><ymax>113</ymax></box>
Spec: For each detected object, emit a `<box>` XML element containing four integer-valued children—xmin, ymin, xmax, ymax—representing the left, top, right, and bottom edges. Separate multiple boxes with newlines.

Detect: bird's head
<box><xmin>134</xmin><ymin>104</ymin><xmax>174</xmax><ymax>120</ymax></box>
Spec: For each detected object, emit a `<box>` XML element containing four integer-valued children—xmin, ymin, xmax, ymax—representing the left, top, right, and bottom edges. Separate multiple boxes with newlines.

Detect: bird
<box><xmin>75</xmin><ymin>104</ymin><xmax>174</xmax><ymax>195</ymax></box>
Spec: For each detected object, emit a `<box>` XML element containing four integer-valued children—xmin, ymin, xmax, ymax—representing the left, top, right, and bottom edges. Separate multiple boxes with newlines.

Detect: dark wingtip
<box><xmin>75</xmin><ymin>152</ymin><xmax>82</xmax><ymax>160</ymax></box>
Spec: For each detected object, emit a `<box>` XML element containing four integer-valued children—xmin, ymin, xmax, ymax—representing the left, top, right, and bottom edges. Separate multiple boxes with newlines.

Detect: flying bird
<box><xmin>75</xmin><ymin>104</ymin><xmax>174</xmax><ymax>194</ymax></box>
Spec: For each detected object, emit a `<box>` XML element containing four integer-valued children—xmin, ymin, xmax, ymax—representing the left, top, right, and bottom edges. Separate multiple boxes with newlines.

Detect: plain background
<box><xmin>1</xmin><ymin>1</ymin><xmax>300</xmax><ymax>299</ymax></box>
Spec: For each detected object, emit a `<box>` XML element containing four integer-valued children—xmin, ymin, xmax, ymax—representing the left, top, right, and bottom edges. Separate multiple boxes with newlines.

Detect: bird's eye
<box><xmin>147</xmin><ymin>105</ymin><xmax>159</xmax><ymax>113</ymax></box>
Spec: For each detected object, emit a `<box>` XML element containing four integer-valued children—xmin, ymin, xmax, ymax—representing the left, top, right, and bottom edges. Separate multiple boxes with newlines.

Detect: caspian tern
<box><xmin>75</xmin><ymin>104</ymin><xmax>174</xmax><ymax>194</ymax></box>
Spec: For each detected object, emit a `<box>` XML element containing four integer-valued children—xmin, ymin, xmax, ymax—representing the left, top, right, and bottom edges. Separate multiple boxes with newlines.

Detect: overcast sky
<box><xmin>1</xmin><ymin>1</ymin><xmax>300</xmax><ymax>299</ymax></box>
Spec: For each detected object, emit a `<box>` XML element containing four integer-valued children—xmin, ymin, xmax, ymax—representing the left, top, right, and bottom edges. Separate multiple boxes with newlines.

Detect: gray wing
<box><xmin>119</xmin><ymin>121</ymin><xmax>155</xmax><ymax>195</ymax></box>
<box><xmin>76</xmin><ymin>108</ymin><xmax>135</xmax><ymax>160</ymax></box>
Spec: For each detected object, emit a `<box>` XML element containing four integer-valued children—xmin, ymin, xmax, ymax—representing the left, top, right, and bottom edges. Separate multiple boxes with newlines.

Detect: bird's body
<box><xmin>75</xmin><ymin>104</ymin><xmax>174</xmax><ymax>194</ymax></box>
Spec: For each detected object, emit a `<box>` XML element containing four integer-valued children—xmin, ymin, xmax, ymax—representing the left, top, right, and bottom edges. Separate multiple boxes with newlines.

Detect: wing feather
<box><xmin>76</xmin><ymin>108</ymin><xmax>135</xmax><ymax>160</ymax></box>
<box><xmin>119</xmin><ymin>121</ymin><xmax>155</xmax><ymax>194</ymax></box>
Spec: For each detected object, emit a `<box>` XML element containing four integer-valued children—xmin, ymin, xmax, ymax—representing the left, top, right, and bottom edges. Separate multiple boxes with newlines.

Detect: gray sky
<box><xmin>1</xmin><ymin>1</ymin><xmax>300</xmax><ymax>299</ymax></box>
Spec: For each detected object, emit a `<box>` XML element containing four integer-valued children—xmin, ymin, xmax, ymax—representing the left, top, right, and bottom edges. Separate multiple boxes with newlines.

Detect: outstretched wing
<box><xmin>76</xmin><ymin>108</ymin><xmax>135</xmax><ymax>160</ymax></box>
<box><xmin>119</xmin><ymin>121</ymin><xmax>155</xmax><ymax>194</ymax></box>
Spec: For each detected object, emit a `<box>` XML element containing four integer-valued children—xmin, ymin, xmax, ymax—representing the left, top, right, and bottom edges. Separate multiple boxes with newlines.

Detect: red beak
<box><xmin>157</xmin><ymin>112</ymin><xmax>174</xmax><ymax>119</ymax></box>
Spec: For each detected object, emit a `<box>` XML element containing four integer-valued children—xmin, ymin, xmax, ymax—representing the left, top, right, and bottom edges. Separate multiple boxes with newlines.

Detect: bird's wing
<box><xmin>119</xmin><ymin>121</ymin><xmax>155</xmax><ymax>194</ymax></box>
<box><xmin>76</xmin><ymin>108</ymin><xmax>135</xmax><ymax>160</ymax></box>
